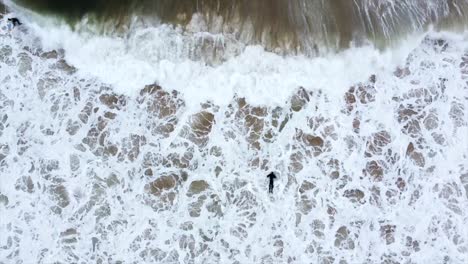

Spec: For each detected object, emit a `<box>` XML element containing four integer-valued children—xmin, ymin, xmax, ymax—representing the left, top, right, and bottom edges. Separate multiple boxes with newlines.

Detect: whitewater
<box><xmin>1</xmin><ymin>1</ymin><xmax>468</xmax><ymax>264</ymax></box>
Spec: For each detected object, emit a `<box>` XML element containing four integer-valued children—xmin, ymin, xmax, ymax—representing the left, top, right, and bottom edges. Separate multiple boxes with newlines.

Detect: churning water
<box><xmin>0</xmin><ymin>0</ymin><xmax>467</xmax><ymax>263</ymax></box>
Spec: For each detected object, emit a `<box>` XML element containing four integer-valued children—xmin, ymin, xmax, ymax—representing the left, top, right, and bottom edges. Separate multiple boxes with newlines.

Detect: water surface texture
<box><xmin>0</xmin><ymin>1</ymin><xmax>468</xmax><ymax>263</ymax></box>
<box><xmin>14</xmin><ymin>0</ymin><xmax>468</xmax><ymax>52</ymax></box>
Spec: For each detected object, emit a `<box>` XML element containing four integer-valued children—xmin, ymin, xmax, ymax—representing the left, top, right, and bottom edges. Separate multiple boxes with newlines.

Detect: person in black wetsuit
<box><xmin>8</xmin><ymin>18</ymin><xmax>21</xmax><ymax>26</ymax></box>
<box><xmin>266</xmin><ymin>172</ymin><xmax>277</xmax><ymax>193</ymax></box>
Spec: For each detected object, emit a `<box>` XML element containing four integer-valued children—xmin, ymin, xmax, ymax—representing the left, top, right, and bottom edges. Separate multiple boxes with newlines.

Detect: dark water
<box><xmin>13</xmin><ymin>0</ymin><xmax>468</xmax><ymax>53</ymax></box>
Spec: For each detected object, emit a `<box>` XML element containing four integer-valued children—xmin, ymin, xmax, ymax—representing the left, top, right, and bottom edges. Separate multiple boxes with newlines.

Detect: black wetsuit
<box><xmin>8</xmin><ymin>18</ymin><xmax>21</xmax><ymax>26</ymax></box>
<box><xmin>267</xmin><ymin>172</ymin><xmax>277</xmax><ymax>193</ymax></box>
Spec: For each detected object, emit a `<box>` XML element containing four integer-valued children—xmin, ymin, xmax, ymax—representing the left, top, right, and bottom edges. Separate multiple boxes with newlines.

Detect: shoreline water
<box><xmin>0</xmin><ymin>4</ymin><xmax>467</xmax><ymax>264</ymax></box>
<box><xmin>8</xmin><ymin>0</ymin><xmax>427</xmax><ymax>105</ymax></box>
<box><xmin>9</xmin><ymin>0</ymin><xmax>468</xmax><ymax>54</ymax></box>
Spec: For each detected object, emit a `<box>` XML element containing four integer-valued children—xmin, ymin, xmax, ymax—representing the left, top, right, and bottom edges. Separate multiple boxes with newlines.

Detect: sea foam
<box><xmin>0</xmin><ymin>3</ymin><xmax>467</xmax><ymax>264</ymax></box>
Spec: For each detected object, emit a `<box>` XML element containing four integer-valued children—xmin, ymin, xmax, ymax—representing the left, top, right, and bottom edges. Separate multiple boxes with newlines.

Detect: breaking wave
<box><xmin>11</xmin><ymin>0</ymin><xmax>468</xmax><ymax>53</ymax></box>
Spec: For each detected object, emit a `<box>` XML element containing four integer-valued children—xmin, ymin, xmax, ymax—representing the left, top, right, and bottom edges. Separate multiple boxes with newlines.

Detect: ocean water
<box><xmin>0</xmin><ymin>1</ymin><xmax>468</xmax><ymax>263</ymax></box>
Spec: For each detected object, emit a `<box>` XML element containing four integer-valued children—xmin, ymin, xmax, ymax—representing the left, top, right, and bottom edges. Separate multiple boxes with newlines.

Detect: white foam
<box><xmin>12</xmin><ymin>5</ymin><xmax>422</xmax><ymax>107</ymax></box>
<box><xmin>1</xmin><ymin>2</ymin><xmax>468</xmax><ymax>264</ymax></box>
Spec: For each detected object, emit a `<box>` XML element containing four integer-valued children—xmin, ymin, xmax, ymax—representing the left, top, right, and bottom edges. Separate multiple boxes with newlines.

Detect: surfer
<box><xmin>1</xmin><ymin>17</ymin><xmax>21</xmax><ymax>34</ymax></box>
<box><xmin>8</xmin><ymin>17</ymin><xmax>21</xmax><ymax>26</ymax></box>
<box><xmin>266</xmin><ymin>172</ymin><xmax>277</xmax><ymax>193</ymax></box>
